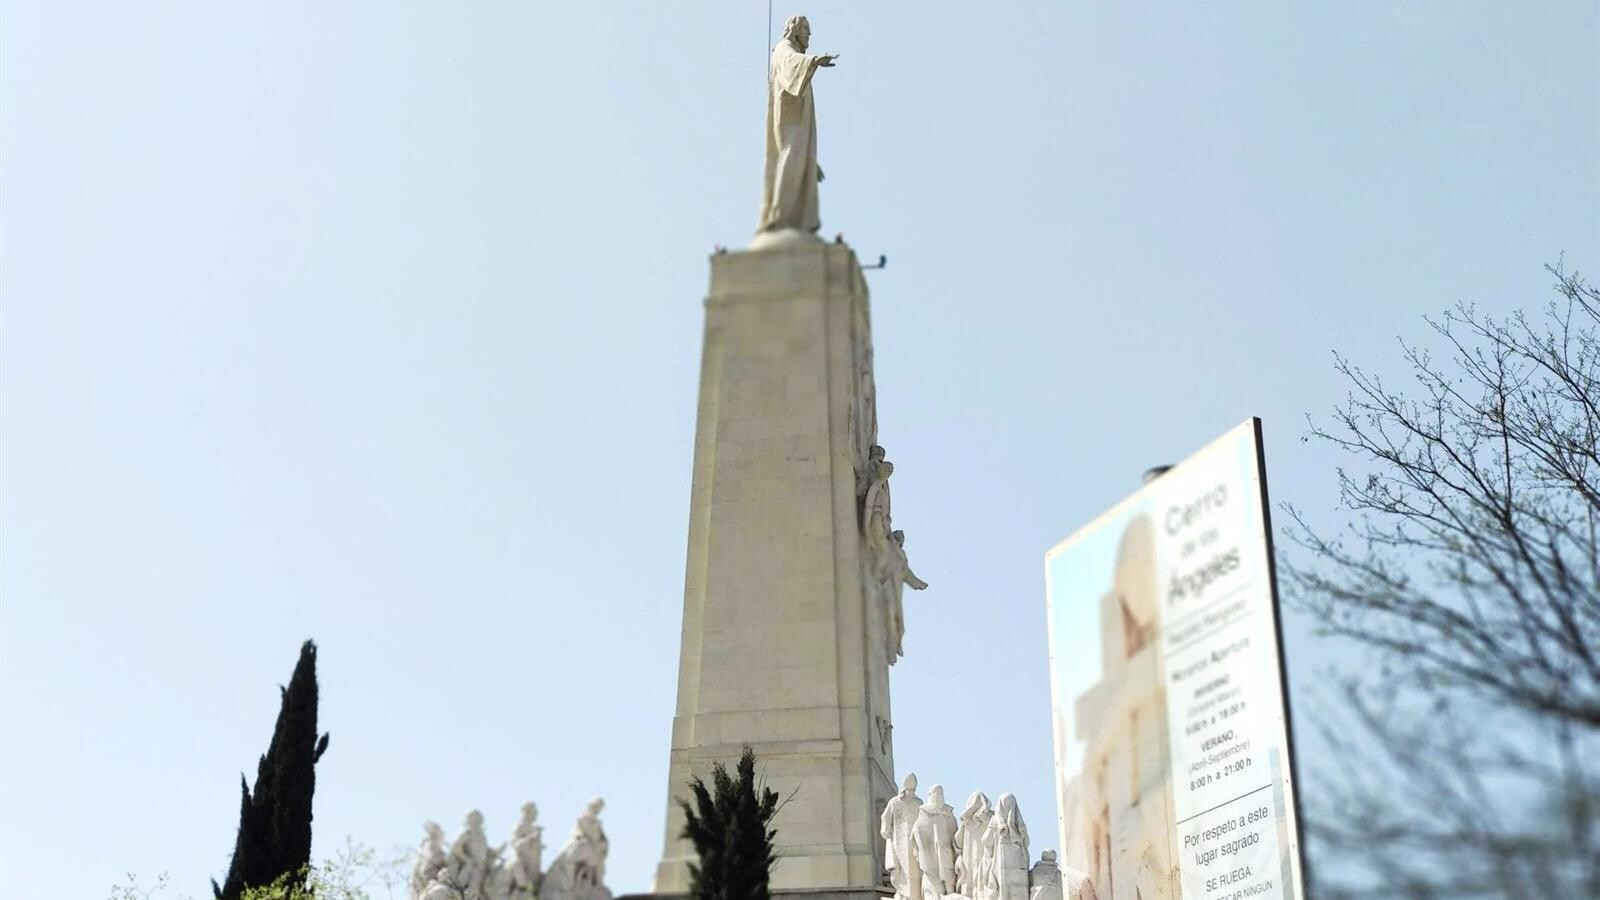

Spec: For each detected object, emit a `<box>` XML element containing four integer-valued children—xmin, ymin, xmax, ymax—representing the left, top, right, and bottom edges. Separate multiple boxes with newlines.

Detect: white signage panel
<box><xmin>1044</xmin><ymin>419</ymin><xmax>1305</xmax><ymax>900</ymax></box>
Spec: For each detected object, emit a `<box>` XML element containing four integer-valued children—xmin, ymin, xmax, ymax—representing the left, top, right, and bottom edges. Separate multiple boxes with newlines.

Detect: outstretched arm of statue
<box><xmin>905</xmin><ymin>569</ymin><xmax>928</xmax><ymax>591</ymax></box>
<box><xmin>817</xmin><ymin>53</ymin><xmax>839</xmax><ymax>67</ymax></box>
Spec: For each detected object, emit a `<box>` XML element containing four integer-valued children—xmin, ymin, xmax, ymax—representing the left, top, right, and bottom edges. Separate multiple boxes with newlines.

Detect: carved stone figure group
<box><xmin>410</xmin><ymin>799</ymin><xmax>611</xmax><ymax>900</ymax></box>
<box><xmin>881</xmin><ymin>775</ymin><xmax>1092</xmax><ymax>900</ymax></box>
<box><xmin>860</xmin><ymin>444</ymin><xmax>928</xmax><ymax>662</ymax></box>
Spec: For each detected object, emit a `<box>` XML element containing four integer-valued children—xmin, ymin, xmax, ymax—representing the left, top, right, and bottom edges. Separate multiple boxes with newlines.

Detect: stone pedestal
<box><xmin>653</xmin><ymin>243</ymin><xmax>898</xmax><ymax>892</ymax></box>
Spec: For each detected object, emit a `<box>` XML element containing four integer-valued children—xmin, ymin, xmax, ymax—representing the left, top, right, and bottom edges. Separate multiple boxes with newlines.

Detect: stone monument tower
<box><xmin>653</xmin><ymin>15</ymin><xmax>920</xmax><ymax>895</ymax></box>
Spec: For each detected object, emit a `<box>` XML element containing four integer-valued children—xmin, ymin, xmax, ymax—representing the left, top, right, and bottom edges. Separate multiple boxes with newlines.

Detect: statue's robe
<box><xmin>913</xmin><ymin>801</ymin><xmax>959</xmax><ymax>897</ymax></box>
<box><xmin>882</xmin><ymin>791</ymin><xmax>925</xmax><ymax>900</ymax></box>
<box><xmin>956</xmin><ymin>806</ymin><xmax>992</xmax><ymax>898</ymax></box>
<box><xmin>761</xmin><ymin>38</ymin><xmax>825</xmax><ymax>233</ymax></box>
<box><xmin>985</xmin><ymin>807</ymin><xmax>1030</xmax><ymax>900</ymax></box>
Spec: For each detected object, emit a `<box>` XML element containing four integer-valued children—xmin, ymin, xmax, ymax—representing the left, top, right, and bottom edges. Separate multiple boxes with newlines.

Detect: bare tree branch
<box><xmin>1285</xmin><ymin>264</ymin><xmax>1600</xmax><ymax>898</ymax></box>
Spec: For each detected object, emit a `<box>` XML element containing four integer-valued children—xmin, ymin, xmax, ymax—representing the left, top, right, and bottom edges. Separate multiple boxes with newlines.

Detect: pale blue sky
<box><xmin>3</xmin><ymin>3</ymin><xmax>1595</xmax><ymax>898</ymax></box>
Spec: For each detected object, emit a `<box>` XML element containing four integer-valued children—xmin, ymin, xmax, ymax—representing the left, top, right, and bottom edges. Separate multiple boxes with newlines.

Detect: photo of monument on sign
<box><xmin>1053</xmin><ymin>513</ymin><xmax>1180</xmax><ymax>900</ymax></box>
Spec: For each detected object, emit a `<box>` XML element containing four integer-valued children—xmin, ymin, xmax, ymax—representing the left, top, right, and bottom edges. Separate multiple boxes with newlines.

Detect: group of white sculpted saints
<box><xmin>881</xmin><ymin>776</ymin><xmax>1096</xmax><ymax>900</ymax></box>
<box><xmin>861</xmin><ymin>445</ymin><xmax>928</xmax><ymax>662</ymax></box>
<box><xmin>409</xmin><ymin>799</ymin><xmax>612</xmax><ymax>900</ymax></box>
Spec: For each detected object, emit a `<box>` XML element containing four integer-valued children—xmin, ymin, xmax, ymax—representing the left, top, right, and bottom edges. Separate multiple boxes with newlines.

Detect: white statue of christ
<box><xmin>758</xmin><ymin>15</ymin><xmax>838</xmax><ymax>239</ymax></box>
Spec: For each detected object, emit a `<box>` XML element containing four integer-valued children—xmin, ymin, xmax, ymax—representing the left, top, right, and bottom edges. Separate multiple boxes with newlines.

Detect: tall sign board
<box><xmin>1044</xmin><ymin>419</ymin><xmax>1305</xmax><ymax>900</ymax></box>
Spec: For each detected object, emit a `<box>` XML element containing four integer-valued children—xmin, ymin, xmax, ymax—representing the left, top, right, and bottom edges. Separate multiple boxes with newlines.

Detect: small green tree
<box><xmin>679</xmin><ymin>746</ymin><xmax>782</xmax><ymax>900</ymax></box>
<box><xmin>214</xmin><ymin>640</ymin><xmax>331</xmax><ymax>900</ymax></box>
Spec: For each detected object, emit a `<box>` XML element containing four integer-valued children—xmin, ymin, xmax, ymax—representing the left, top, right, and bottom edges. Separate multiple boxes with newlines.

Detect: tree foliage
<box><xmin>1285</xmin><ymin>264</ymin><xmax>1600</xmax><ymax>898</ymax></box>
<box><xmin>679</xmin><ymin>746</ymin><xmax>782</xmax><ymax>900</ymax></box>
<box><xmin>115</xmin><ymin>841</ymin><xmax>403</xmax><ymax>900</ymax></box>
<box><xmin>215</xmin><ymin>640</ymin><xmax>332</xmax><ymax>900</ymax></box>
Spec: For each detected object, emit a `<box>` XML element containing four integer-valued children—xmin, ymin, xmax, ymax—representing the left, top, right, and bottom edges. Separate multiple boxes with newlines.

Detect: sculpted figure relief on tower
<box><xmin>851</xmin><ymin>309</ymin><xmax>879</xmax><ymax>499</ymax></box>
<box><xmin>759</xmin><ymin>15</ymin><xmax>838</xmax><ymax>236</ymax></box>
<box><xmin>862</xmin><ymin>445</ymin><xmax>928</xmax><ymax>662</ymax></box>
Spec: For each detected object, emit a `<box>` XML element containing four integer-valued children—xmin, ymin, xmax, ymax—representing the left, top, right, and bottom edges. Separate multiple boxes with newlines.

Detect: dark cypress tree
<box><xmin>214</xmin><ymin>640</ymin><xmax>331</xmax><ymax>899</ymax></box>
<box><xmin>680</xmin><ymin>745</ymin><xmax>782</xmax><ymax>900</ymax></box>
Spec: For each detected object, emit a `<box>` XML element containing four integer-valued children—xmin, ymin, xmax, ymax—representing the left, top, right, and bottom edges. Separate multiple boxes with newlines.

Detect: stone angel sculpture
<box><xmin>982</xmin><ymin>794</ymin><xmax>1030</xmax><ymax>900</ymax></box>
<box><xmin>860</xmin><ymin>447</ymin><xmax>927</xmax><ymax>662</ymax></box>
<box><xmin>1028</xmin><ymin>850</ymin><xmax>1063</xmax><ymax>900</ymax></box>
<box><xmin>880</xmin><ymin>530</ymin><xmax>928</xmax><ymax>660</ymax></box>
<box><xmin>955</xmin><ymin>791</ymin><xmax>993</xmax><ymax>899</ymax></box>
<box><xmin>542</xmin><ymin>798</ymin><xmax>612</xmax><ymax>900</ymax></box>
<box><xmin>409</xmin><ymin>822</ymin><xmax>449</xmax><ymax>899</ymax></box>
<box><xmin>880</xmin><ymin>773</ymin><xmax>923</xmax><ymax>900</ymax></box>
<box><xmin>447</xmin><ymin>810</ymin><xmax>491</xmax><ymax>899</ymax></box>
<box><xmin>913</xmin><ymin>785</ymin><xmax>959</xmax><ymax>898</ymax></box>
<box><xmin>507</xmin><ymin>802</ymin><xmax>545</xmax><ymax>898</ymax></box>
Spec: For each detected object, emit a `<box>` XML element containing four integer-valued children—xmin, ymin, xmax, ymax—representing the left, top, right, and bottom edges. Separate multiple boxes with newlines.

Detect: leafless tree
<box><xmin>1283</xmin><ymin>264</ymin><xmax>1600</xmax><ymax>899</ymax></box>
